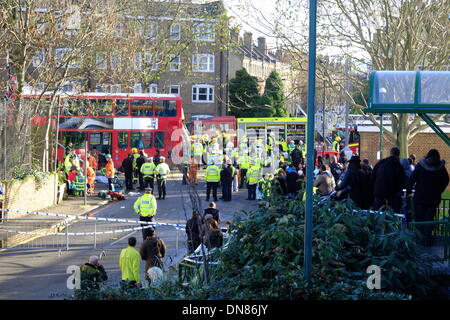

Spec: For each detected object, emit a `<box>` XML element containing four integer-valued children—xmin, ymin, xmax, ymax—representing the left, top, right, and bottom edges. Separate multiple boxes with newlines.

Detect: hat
<box><xmin>144</xmin><ymin>187</ymin><xmax>152</xmax><ymax>192</ymax></box>
<box><xmin>132</xmin><ymin>148</ymin><xmax>138</xmax><ymax>153</ymax></box>
<box><xmin>160</xmin><ymin>156</ymin><xmax>165</xmax><ymax>161</ymax></box>
<box><xmin>335</xmin><ymin>136</ymin><xmax>341</xmax><ymax>141</ymax></box>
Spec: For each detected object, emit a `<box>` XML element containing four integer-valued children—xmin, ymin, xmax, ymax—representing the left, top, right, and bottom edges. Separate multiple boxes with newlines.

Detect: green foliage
<box><xmin>229</xmin><ymin>68</ymin><xmax>274</xmax><ymax>117</ymax></box>
<box><xmin>73</xmin><ymin>193</ymin><xmax>439</xmax><ymax>300</ymax></box>
<box><xmin>262</xmin><ymin>71</ymin><xmax>288</xmax><ymax>117</ymax></box>
<box><xmin>11</xmin><ymin>166</ymin><xmax>50</xmax><ymax>190</ymax></box>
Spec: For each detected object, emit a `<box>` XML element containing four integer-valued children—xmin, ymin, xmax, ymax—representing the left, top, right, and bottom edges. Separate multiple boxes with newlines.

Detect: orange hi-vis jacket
<box><xmin>105</xmin><ymin>160</ymin><xmax>115</xmax><ymax>178</ymax></box>
<box><xmin>88</xmin><ymin>156</ymin><xmax>98</xmax><ymax>170</ymax></box>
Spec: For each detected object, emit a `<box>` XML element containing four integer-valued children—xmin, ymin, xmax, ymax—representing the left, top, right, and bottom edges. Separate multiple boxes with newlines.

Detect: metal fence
<box><xmin>0</xmin><ymin>218</ymin><xmax>67</xmax><ymax>250</ymax></box>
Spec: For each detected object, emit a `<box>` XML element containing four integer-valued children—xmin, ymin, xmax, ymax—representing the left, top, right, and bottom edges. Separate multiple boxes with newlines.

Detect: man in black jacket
<box><xmin>140</xmin><ymin>227</ymin><xmax>166</xmax><ymax>276</ymax></box>
<box><xmin>407</xmin><ymin>149</ymin><xmax>449</xmax><ymax>246</ymax></box>
<box><xmin>186</xmin><ymin>211</ymin><xmax>202</xmax><ymax>253</ymax></box>
<box><xmin>221</xmin><ymin>161</ymin><xmax>233</xmax><ymax>201</ymax></box>
<box><xmin>136</xmin><ymin>151</ymin><xmax>146</xmax><ymax>191</ymax></box>
<box><xmin>372</xmin><ymin>147</ymin><xmax>406</xmax><ymax>212</ymax></box>
<box><xmin>335</xmin><ymin>155</ymin><xmax>364</xmax><ymax>208</ymax></box>
<box><xmin>122</xmin><ymin>154</ymin><xmax>134</xmax><ymax>192</ymax></box>
<box><xmin>290</xmin><ymin>147</ymin><xmax>303</xmax><ymax>169</ymax></box>
<box><xmin>203</xmin><ymin>202</ymin><xmax>220</xmax><ymax>223</ymax></box>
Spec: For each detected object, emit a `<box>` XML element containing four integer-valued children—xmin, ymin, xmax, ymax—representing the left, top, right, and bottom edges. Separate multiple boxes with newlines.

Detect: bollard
<box><xmin>65</xmin><ymin>220</ymin><xmax>69</xmax><ymax>251</ymax></box>
<box><xmin>94</xmin><ymin>221</ymin><xmax>97</xmax><ymax>249</ymax></box>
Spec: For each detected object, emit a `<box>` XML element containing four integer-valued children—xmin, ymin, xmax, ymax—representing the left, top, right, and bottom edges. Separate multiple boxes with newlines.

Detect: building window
<box><xmin>148</xmin><ymin>84</ymin><xmax>158</xmax><ymax>94</ymax></box>
<box><xmin>111</xmin><ymin>54</ymin><xmax>121</xmax><ymax>70</ymax></box>
<box><xmin>135</xmin><ymin>52</ymin><xmax>142</xmax><ymax>71</ymax></box>
<box><xmin>110</xmin><ymin>84</ymin><xmax>122</xmax><ymax>93</ymax></box>
<box><xmin>32</xmin><ymin>50</ymin><xmax>45</xmax><ymax>67</ymax></box>
<box><xmin>145</xmin><ymin>52</ymin><xmax>158</xmax><ymax>71</ymax></box>
<box><xmin>56</xmin><ymin>47</ymin><xmax>80</xmax><ymax>68</ymax></box>
<box><xmin>169</xmin><ymin>85</ymin><xmax>180</xmax><ymax>95</ymax></box>
<box><xmin>193</xmin><ymin>23</ymin><xmax>215</xmax><ymax>42</ymax></box>
<box><xmin>134</xmin><ymin>83</ymin><xmax>142</xmax><ymax>93</ymax></box>
<box><xmin>96</xmin><ymin>52</ymin><xmax>107</xmax><ymax>70</ymax></box>
<box><xmin>146</xmin><ymin>21</ymin><xmax>158</xmax><ymax>39</ymax></box>
<box><xmin>192</xmin><ymin>85</ymin><xmax>214</xmax><ymax>103</ymax></box>
<box><xmin>192</xmin><ymin>54</ymin><xmax>214</xmax><ymax>72</ymax></box>
<box><xmin>131</xmin><ymin>132</ymin><xmax>153</xmax><ymax>149</ymax></box>
<box><xmin>169</xmin><ymin>54</ymin><xmax>180</xmax><ymax>71</ymax></box>
<box><xmin>170</xmin><ymin>23</ymin><xmax>181</xmax><ymax>40</ymax></box>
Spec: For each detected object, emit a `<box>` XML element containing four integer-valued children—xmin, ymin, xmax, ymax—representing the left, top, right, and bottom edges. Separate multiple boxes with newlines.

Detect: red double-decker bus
<box><xmin>27</xmin><ymin>92</ymin><xmax>186</xmax><ymax>166</ymax></box>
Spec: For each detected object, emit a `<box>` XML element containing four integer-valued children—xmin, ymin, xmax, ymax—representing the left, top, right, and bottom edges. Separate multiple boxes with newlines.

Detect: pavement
<box><xmin>0</xmin><ymin>168</ymin><xmax>258</xmax><ymax>299</ymax></box>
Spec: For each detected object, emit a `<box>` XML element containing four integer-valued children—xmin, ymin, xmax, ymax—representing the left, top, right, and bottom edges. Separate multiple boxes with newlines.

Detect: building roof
<box><xmin>238</xmin><ymin>45</ymin><xmax>277</xmax><ymax>64</ymax></box>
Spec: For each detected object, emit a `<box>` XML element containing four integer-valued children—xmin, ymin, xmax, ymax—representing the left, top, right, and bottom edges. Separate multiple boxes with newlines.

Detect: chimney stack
<box><xmin>243</xmin><ymin>32</ymin><xmax>253</xmax><ymax>50</ymax></box>
<box><xmin>257</xmin><ymin>37</ymin><xmax>267</xmax><ymax>55</ymax></box>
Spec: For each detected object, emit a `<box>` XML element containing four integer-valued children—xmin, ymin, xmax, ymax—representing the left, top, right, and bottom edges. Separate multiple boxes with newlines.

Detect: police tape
<box><xmin>0</xmin><ymin>208</ymin><xmax>186</xmax><ymax>229</ymax></box>
<box><xmin>0</xmin><ymin>223</ymin><xmax>185</xmax><ymax>236</ymax></box>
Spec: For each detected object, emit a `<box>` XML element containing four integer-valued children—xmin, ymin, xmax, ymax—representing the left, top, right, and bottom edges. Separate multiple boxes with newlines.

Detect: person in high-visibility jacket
<box><xmin>105</xmin><ymin>156</ymin><xmax>115</xmax><ymax>191</ymax></box>
<box><xmin>192</xmin><ymin>139</ymin><xmax>204</xmax><ymax>165</ymax></box>
<box><xmin>87</xmin><ymin>152</ymin><xmax>98</xmax><ymax>171</ymax></box>
<box><xmin>189</xmin><ymin>157</ymin><xmax>199</xmax><ymax>185</ymax></box>
<box><xmin>134</xmin><ymin>187</ymin><xmax>157</xmax><ymax>240</ymax></box>
<box><xmin>205</xmin><ymin>161</ymin><xmax>220</xmax><ymax>202</ymax></box>
<box><xmin>332</xmin><ymin>136</ymin><xmax>341</xmax><ymax>153</ymax></box>
<box><xmin>246</xmin><ymin>161</ymin><xmax>261</xmax><ymax>200</ymax></box>
<box><xmin>119</xmin><ymin>237</ymin><xmax>141</xmax><ymax>287</ymax></box>
<box><xmin>154</xmin><ymin>156</ymin><xmax>170</xmax><ymax>200</ymax></box>
<box><xmin>238</xmin><ymin>153</ymin><xmax>250</xmax><ymax>188</ymax></box>
<box><xmin>86</xmin><ymin>162</ymin><xmax>96</xmax><ymax>195</ymax></box>
<box><xmin>140</xmin><ymin>157</ymin><xmax>155</xmax><ymax>190</ymax></box>
<box><xmin>132</xmin><ymin>148</ymin><xmax>140</xmax><ymax>184</ymax></box>
<box><xmin>298</xmin><ymin>140</ymin><xmax>307</xmax><ymax>159</ymax></box>
<box><xmin>64</xmin><ymin>153</ymin><xmax>73</xmax><ymax>176</ymax></box>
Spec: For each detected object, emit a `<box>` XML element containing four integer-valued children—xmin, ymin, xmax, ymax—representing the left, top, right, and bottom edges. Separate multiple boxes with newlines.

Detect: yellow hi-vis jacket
<box><xmin>64</xmin><ymin>154</ymin><xmax>72</xmax><ymax>174</ymax></box>
<box><xmin>119</xmin><ymin>246</ymin><xmax>141</xmax><ymax>282</ymax></box>
<box><xmin>134</xmin><ymin>193</ymin><xmax>157</xmax><ymax>217</ymax></box>
<box><xmin>155</xmin><ymin>162</ymin><xmax>170</xmax><ymax>180</ymax></box>
<box><xmin>332</xmin><ymin>140</ymin><xmax>339</xmax><ymax>152</ymax></box>
<box><xmin>132</xmin><ymin>153</ymin><xmax>140</xmax><ymax>169</ymax></box>
<box><xmin>192</xmin><ymin>142</ymin><xmax>204</xmax><ymax>156</ymax></box>
<box><xmin>140</xmin><ymin>162</ymin><xmax>155</xmax><ymax>178</ymax></box>
<box><xmin>239</xmin><ymin>154</ymin><xmax>250</xmax><ymax>169</ymax></box>
<box><xmin>205</xmin><ymin>165</ymin><xmax>220</xmax><ymax>182</ymax></box>
<box><xmin>246</xmin><ymin>166</ymin><xmax>260</xmax><ymax>185</ymax></box>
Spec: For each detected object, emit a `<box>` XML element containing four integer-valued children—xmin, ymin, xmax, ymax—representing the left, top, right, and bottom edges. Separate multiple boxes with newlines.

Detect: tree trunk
<box><xmin>396</xmin><ymin>114</ymin><xmax>409</xmax><ymax>159</ymax></box>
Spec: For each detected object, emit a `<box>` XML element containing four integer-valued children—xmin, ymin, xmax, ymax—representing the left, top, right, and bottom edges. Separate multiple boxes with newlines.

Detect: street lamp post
<box><xmin>304</xmin><ymin>0</ymin><xmax>317</xmax><ymax>283</ymax></box>
<box><xmin>322</xmin><ymin>79</ymin><xmax>326</xmax><ymax>154</ymax></box>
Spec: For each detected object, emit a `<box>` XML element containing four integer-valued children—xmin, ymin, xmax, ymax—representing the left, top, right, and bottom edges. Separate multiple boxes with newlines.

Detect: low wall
<box><xmin>1</xmin><ymin>173</ymin><xmax>63</xmax><ymax>219</ymax></box>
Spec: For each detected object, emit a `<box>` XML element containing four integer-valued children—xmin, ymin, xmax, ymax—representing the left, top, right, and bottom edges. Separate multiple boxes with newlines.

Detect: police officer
<box><xmin>192</xmin><ymin>139</ymin><xmax>204</xmax><ymax>166</ymax></box>
<box><xmin>132</xmin><ymin>148</ymin><xmax>140</xmax><ymax>184</ymax></box>
<box><xmin>134</xmin><ymin>187</ymin><xmax>157</xmax><ymax>240</ymax></box>
<box><xmin>140</xmin><ymin>157</ymin><xmax>155</xmax><ymax>190</ymax></box>
<box><xmin>238</xmin><ymin>152</ymin><xmax>250</xmax><ymax>188</ymax></box>
<box><xmin>155</xmin><ymin>156</ymin><xmax>170</xmax><ymax>200</ymax></box>
<box><xmin>332</xmin><ymin>136</ymin><xmax>341</xmax><ymax>153</ymax></box>
<box><xmin>205</xmin><ymin>161</ymin><xmax>220</xmax><ymax>202</ymax></box>
<box><xmin>246</xmin><ymin>160</ymin><xmax>260</xmax><ymax>200</ymax></box>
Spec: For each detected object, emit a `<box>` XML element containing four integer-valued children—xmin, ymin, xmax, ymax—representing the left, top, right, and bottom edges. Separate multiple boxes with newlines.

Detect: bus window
<box><xmin>61</xmin><ymin>131</ymin><xmax>87</xmax><ymax>149</ymax></box>
<box><xmin>154</xmin><ymin>100</ymin><xmax>177</xmax><ymax>117</ymax></box>
<box><xmin>62</xmin><ymin>99</ymin><xmax>88</xmax><ymax>116</ymax></box>
<box><xmin>131</xmin><ymin>132</ymin><xmax>152</xmax><ymax>149</ymax></box>
<box><xmin>115</xmin><ymin>99</ymin><xmax>129</xmax><ymax>116</ymax></box>
<box><xmin>154</xmin><ymin>131</ymin><xmax>165</xmax><ymax>149</ymax></box>
<box><xmin>90</xmin><ymin>99</ymin><xmax>113</xmax><ymax>116</ymax></box>
<box><xmin>131</xmin><ymin>99</ymin><xmax>153</xmax><ymax>117</ymax></box>
<box><xmin>118</xmin><ymin>132</ymin><xmax>129</xmax><ymax>149</ymax></box>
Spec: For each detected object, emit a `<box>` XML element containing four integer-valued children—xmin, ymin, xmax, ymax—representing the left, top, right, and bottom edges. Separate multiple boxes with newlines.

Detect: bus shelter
<box><xmin>366</xmin><ymin>71</ymin><xmax>450</xmax><ymax>149</ymax></box>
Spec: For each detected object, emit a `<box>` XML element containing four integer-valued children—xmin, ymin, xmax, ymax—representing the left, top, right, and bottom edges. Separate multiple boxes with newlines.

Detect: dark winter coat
<box><xmin>186</xmin><ymin>216</ymin><xmax>202</xmax><ymax>251</ymax></box>
<box><xmin>122</xmin><ymin>156</ymin><xmax>134</xmax><ymax>174</ymax></box>
<box><xmin>221</xmin><ymin>166</ymin><xmax>233</xmax><ymax>184</ymax></box>
<box><xmin>203</xmin><ymin>208</ymin><xmax>220</xmax><ymax>223</ymax></box>
<box><xmin>406</xmin><ymin>158</ymin><xmax>449</xmax><ymax>206</ymax></box>
<box><xmin>136</xmin><ymin>155</ymin><xmax>146</xmax><ymax>171</ymax></box>
<box><xmin>372</xmin><ymin>156</ymin><xmax>406</xmax><ymax>200</ymax></box>
<box><xmin>140</xmin><ymin>236</ymin><xmax>166</xmax><ymax>271</ymax></box>
<box><xmin>359</xmin><ymin>168</ymin><xmax>374</xmax><ymax>209</ymax></box>
<box><xmin>204</xmin><ymin>229</ymin><xmax>223</xmax><ymax>250</ymax></box>
<box><xmin>335</xmin><ymin>168</ymin><xmax>364</xmax><ymax>208</ymax></box>
<box><xmin>290</xmin><ymin>148</ymin><xmax>303</xmax><ymax>167</ymax></box>
<box><xmin>286</xmin><ymin>171</ymin><xmax>301</xmax><ymax>195</ymax></box>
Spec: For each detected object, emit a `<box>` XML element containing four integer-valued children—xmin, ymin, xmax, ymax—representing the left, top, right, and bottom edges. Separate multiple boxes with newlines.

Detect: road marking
<box><xmin>110</xmin><ymin>231</ymin><xmax>137</xmax><ymax>246</ymax></box>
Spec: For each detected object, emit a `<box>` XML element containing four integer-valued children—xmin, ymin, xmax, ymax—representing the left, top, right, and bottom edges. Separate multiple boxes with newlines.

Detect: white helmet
<box><xmin>160</xmin><ymin>156</ymin><xmax>165</xmax><ymax>161</ymax></box>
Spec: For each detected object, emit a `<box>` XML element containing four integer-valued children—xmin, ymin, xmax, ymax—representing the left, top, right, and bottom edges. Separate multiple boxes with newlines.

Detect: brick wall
<box><xmin>2</xmin><ymin>173</ymin><xmax>60</xmax><ymax>219</ymax></box>
<box><xmin>360</xmin><ymin>132</ymin><xmax>450</xmax><ymax>190</ymax></box>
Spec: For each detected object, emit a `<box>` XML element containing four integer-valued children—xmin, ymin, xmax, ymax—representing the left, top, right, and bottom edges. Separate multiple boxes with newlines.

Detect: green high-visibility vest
<box><xmin>73</xmin><ymin>175</ymin><xmax>85</xmax><ymax>190</ymax></box>
<box><xmin>64</xmin><ymin>155</ymin><xmax>72</xmax><ymax>174</ymax></box>
<box><xmin>192</xmin><ymin>143</ymin><xmax>204</xmax><ymax>156</ymax></box>
<box><xmin>239</xmin><ymin>155</ymin><xmax>250</xmax><ymax>169</ymax></box>
<box><xmin>140</xmin><ymin>162</ymin><xmax>155</xmax><ymax>178</ymax></box>
<box><xmin>155</xmin><ymin>163</ymin><xmax>170</xmax><ymax>179</ymax></box>
<box><xmin>134</xmin><ymin>193</ymin><xmax>157</xmax><ymax>217</ymax></box>
<box><xmin>246</xmin><ymin>166</ymin><xmax>260</xmax><ymax>185</ymax></box>
<box><xmin>205</xmin><ymin>165</ymin><xmax>220</xmax><ymax>182</ymax></box>
<box><xmin>332</xmin><ymin>141</ymin><xmax>339</xmax><ymax>152</ymax></box>
<box><xmin>132</xmin><ymin>153</ymin><xmax>140</xmax><ymax>169</ymax></box>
